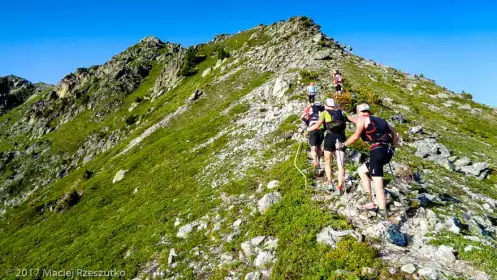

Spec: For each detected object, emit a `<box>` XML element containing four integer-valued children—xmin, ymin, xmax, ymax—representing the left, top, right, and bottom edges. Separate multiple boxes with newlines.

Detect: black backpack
<box><xmin>325</xmin><ymin>109</ymin><xmax>346</xmax><ymax>133</ymax></box>
<box><xmin>361</xmin><ymin>116</ymin><xmax>392</xmax><ymax>144</ymax></box>
<box><xmin>309</xmin><ymin>104</ymin><xmax>324</xmax><ymax>125</ymax></box>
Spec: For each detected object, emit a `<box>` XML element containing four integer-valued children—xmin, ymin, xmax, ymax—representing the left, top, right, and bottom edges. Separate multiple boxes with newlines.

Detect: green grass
<box><xmin>0</xmin><ymin>69</ymin><xmax>272</xmax><ymax>279</ymax></box>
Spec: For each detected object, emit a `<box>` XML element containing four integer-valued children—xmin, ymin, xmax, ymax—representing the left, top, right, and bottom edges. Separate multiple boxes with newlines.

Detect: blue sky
<box><xmin>1</xmin><ymin>0</ymin><xmax>496</xmax><ymax>106</ymax></box>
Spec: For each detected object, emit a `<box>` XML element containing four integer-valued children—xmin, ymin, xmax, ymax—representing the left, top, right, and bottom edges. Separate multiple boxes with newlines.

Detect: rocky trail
<box><xmin>300</xmin><ymin>134</ymin><xmax>492</xmax><ymax>279</ymax></box>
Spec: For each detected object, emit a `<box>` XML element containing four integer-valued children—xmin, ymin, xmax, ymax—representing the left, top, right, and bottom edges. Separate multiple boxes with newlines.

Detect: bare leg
<box><xmin>315</xmin><ymin>146</ymin><xmax>322</xmax><ymax>167</ymax></box>
<box><xmin>358</xmin><ymin>164</ymin><xmax>371</xmax><ymax>197</ymax></box>
<box><xmin>372</xmin><ymin>176</ymin><xmax>387</xmax><ymax>211</ymax></box>
<box><xmin>324</xmin><ymin>151</ymin><xmax>333</xmax><ymax>185</ymax></box>
<box><xmin>335</xmin><ymin>150</ymin><xmax>345</xmax><ymax>187</ymax></box>
<box><xmin>310</xmin><ymin>146</ymin><xmax>318</xmax><ymax>167</ymax></box>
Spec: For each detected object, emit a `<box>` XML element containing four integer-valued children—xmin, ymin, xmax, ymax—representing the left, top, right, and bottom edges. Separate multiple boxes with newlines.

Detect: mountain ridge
<box><xmin>0</xmin><ymin>16</ymin><xmax>496</xmax><ymax>279</ymax></box>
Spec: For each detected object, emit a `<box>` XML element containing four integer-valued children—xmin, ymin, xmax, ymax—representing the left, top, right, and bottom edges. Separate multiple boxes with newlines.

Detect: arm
<box><xmin>307</xmin><ymin>119</ymin><xmax>324</xmax><ymax>132</ymax></box>
<box><xmin>345</xmin><ymin>113</ymin><xmax>357</xmax><ymax>124</ymax></box>
<box><xmin>389</xmin><ymin>125</ymin><xmax>399</xmax><ymax>147</ymax></box>
<box><xmin>343</xmin><ymin>117</ymin><xmax>364</xmax><ymax>147</ymax></box>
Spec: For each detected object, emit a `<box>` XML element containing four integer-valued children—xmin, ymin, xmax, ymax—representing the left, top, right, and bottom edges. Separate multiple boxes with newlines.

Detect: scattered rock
<box><xmin>266</xmin><ymin>180</ymin><xmax>279</xmax><ymax>190</ymax></box>
<box><xmin>168</xmin><ymin>248</ymin><xmax>177</xmax><ymax>266</ymax></box>
<box><xmin>316</xmin><ymin>227</ymin><xmax>361</xmax><ymax>248</ymax></box>
<box><xmin>408</xmin><ymin>125</ymin><xmax>423</xmax><ymax>134</ymax></box>
<box><xmin>201</xmin><ymin>67</ymin><xmax>211</xmax><ymax>77</ymax></box>
<box><xmin>313</xmin><ymin>49</ymin><xmax>333</xmax><ymax>60</ymax></box>
<box><xmin>401</xmin><ymin>263</ymin><xmax>416</xmax><ymax>274</ymax></box>
<box><xmin>257</xmin><ymin>192</ymin><xmax>282</xmax><ymax>213</ymax></box>
<box><xmin>112</xmin><ymin>169</ymin><xmax>127</xmax><ymax>183</ymax></box>
<box><xmin>244</xmin><ymin>271</ymin><xmax>262</xmax><ymax>280</ymax></box>
<box><xmin>271</xmin><ymin>77</ymin><xmax>291</xmax><ymax>98</ymax></box>
<box><xmin>418</xmin><ymin>266</ymin><xmax>439</xmax><ymax>280</ymax></box>
<box><xmin>254</xmin><ymin>251</ymin><xmax>273</xmax><ymax>268</ymax></box>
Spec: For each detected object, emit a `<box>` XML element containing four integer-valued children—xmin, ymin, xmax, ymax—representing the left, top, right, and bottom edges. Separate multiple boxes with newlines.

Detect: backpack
<box><xmin>307</xmin><ymin>85</ymin><xmax>316</xmax><ymax>95</ymax></box>
<box><xmin>360</xmin><ymin>116</ymin><xmax>392</xmax><ymax>144</ymax></box>
<box><xmin>308</xmin><ymin>104</ymin><xmax>324</xmax><ymax>126</ymax></box>
<box><xmin>325</xmin><ymin>109</ymin><xmax>346</xmax><ymax>133</ymax></box>
<box><xmin>335</xmin><ymin>74</ymin><xmax>342</xmax><ymax>83</ymax></box>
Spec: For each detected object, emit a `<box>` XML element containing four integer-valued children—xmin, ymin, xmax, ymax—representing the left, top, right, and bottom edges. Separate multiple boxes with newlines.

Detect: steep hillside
<box><xmin>0</xmin><ymin>17</ymin><xmax>496</xmax><ymax>280</ymax></box>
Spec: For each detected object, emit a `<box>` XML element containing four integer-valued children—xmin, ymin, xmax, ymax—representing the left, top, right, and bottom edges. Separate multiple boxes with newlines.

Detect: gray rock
<box><xmin>313</xmin><ymin>50</ymin><xmax>333</xmax><ymax>60</ymax></box>
<box><xmin>418</xmin><ymin>266</ymin><xmax>439</xmax><ymax>280</ymax></box>
<box><xmin>262</xmin><ymin>237</ymin><xmax>278</xmax><ymax>252</ymax></box>
<box><xmin>112</xmin><ymin>169</ymin><xmax>127</xmax><ymax>183</ymax></box>
<box><xmin>251</xmin><ymin>236</ymin><xmax>266</xmax><ymax>246</ymax></box>
<box><xmin>460</xmin><ymin>162</ymin><xmax>490</xmax><ymax>179</ymax></box>
<box><xmin>312</xmin><ymin>33</ymin><xmax>323</xmax><ymax>43</ymax></box>
<box><xmin>438</xmin><ymin>245</ymin><xmax>456</xmax><ymax>263</ymax></box>
<box><xmin>454</xmin><ymin>157</ymin><xmax>471</xmax><ymax>169</ymax></box>
<box><xmin>317</xmin><ymin>227</ymin><xmax>361</xmax><ymax>248</ymax></box>
<box><xmin>257</xmin><ymin>192</ymin><xmax>282</xmax><ymax>213</ymax></box>
<box><xmin>220</xmin><ymin>253</ymin><xmax>234</xmax><ymax>264</ymax></box>
<box><xmin>271</xmin><ymin>77</ymin><xmax>290</xmax><ymax>98</ymax></box>
<box><xmin>266</xmin><ymin>180</ymin><xmax>279</xmax><ymax>190</ymax></box>
<box><xmin>254</xmin><ymin>251</ymin><xmax>273</xmax><ymax>268</ymax></box>
<box><xmin>434</xmin><ymin>157</ymin><xmax>455</xmax><ymax>171</ymax></box>
<box><xmin>447</xmin><ymin>217</ymin><xmax>462</xmax><ymax>234</ymax></box>
<box><xmin>244</xmin><ymin>272</ymin><xmax>262</xmax><ymax>280</ymax></box>
<box><xmin>241</xmin><ymin>241</ymin><xmax>253</xmax><ymax>257</ymax></box>
<box><xmin>176</xmin><ymin>219</ymin><xmax>207</xmax><ymax>239</ymax></box>
<box><xmin>168</xmin><ymin>248</ymin><xmax>177</xmax><ymax>266</ymax></box>
<box><xmin>408</xmin><ymin>125</ymin><xmax>423</xmax><ymax>134</ymax></box>
<box><xmin>401</xmin><ymin>263</ymin><xmax>416</xmax><ymax>274</ymax></box>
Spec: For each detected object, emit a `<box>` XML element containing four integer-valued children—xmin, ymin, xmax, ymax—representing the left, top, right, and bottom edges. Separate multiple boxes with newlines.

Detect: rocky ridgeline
<box><xmin>0</xmin><ymin>75</ymin><xmax>52</xmax><ymax>114</ymax></box>
<box><xmin>1</xmin><ymin>17</ymin><xmax>496</xmax><ymax>279</ymax></box>
<box><xmin>0</xmin><ymin>37</ymin><xmax>186</xmax><ymax>208</ymax></box>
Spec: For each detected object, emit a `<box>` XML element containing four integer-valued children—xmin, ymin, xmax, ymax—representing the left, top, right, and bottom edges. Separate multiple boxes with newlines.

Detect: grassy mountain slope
<box><xmin>0</xmin><ymin>17</ymin><xmax>496</xmax><ymax>279</ymax></box>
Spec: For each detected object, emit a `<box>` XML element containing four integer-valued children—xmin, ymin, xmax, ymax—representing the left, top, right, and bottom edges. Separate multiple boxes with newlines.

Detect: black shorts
<box><xmin>324</xmin><ymin>132</ymin><xmax>346</xmax><ymax>152</ymax></box>
<box><xmin>365</xmin><ymin>145</ymin><xmax>393</xmax><ymax>177</ymax></box>
<box><xmin>308</xmin><ymin>95</ymin><xmax>315</xmax><ymax>103</ymax></box>
<box><xmin>335</xmin><ymin>84</ymin><xmax>342</xmax><ymax>92</ymax></box>
<box><xmin>308</xmin><ymin>130</ymin><xmax>324</xmax><ymax>147</ymax></box>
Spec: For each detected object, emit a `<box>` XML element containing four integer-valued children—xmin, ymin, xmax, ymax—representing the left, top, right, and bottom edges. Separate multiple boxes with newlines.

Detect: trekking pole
<box><xmin>294</xmin><ymin>141</ymin><xmax>307</xmax><ymax>188</ymax></box>
<box><xmin>388</xmin><ymin>162</ymin><xmax>396</xmax><ymax>186</ymax></box>
<box><xmin>336</xmin><ymin>140</ymin><xmax>351</xmax><ymax>220</ymax></box>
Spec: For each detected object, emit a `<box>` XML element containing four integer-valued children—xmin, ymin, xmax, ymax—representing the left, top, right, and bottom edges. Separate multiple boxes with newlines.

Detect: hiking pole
<box><xmin>336</xmin><ymin>140</ymin><xmax>351</xmax><ymax>220</ymax></box>
<box><xmin>294</xmin><ymin>140</ymin><xmax>307</xmax><ymax>188</ymax></box>
<box><xmin>388</xmin><ymin>162</ymin><xmax>396</xmax><ymax>186</ymax></box>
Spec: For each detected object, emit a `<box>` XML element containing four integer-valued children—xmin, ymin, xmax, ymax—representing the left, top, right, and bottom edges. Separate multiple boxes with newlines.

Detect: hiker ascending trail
<box><xmin>301</xmin><ymin>101</ymin><xmax>325</xmax><ymax>172</ymax></box>
<box><xmin>333</xmin><ymin>70</ymin><xmax>343</xmax><ymax>95</ymax></box>
<box><xmin>336</xmin><ymin>101</ymin><xmax>399</xmax><ymax>220</ymax></box>
<box><xmin>306</xmin><ymin>82</ymin><xmax>317</xmax><ymax>104</ymax></box>
<box><xmin>307</xmin><ymin>98</ymin><xmax>356</xmax><ymax>195</ymax></box>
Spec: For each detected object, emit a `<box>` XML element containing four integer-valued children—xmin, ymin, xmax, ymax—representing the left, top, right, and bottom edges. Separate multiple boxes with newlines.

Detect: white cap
<box><xmin>357</xmin><ymin>103</ymin><xmax>371</xmax><ymax>112</ymax></box>
<box><xmin>325</xmin><ymin>98</ymin><xmax>336</xmax><ymax>107</ymax></box>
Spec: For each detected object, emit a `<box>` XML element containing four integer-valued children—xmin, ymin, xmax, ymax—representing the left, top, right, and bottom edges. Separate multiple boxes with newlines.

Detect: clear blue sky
<box><xmin>1</xmin><ymin>0</ymin><xmax>496</xmax><ymax>106</ymax></box>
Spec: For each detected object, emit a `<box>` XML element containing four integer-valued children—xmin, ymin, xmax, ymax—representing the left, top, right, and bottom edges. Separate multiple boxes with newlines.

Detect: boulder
<box><xmin>271</xmin><ymin>77</ymin><xmax>290</xmax><ymax>98</ymax></box>
<box><xmin>400</xmin><ymin>263</ymin><xmax>416</xmax><ymax>274</ymax></box>
<box><xmin>313</xmin><ymin>50</ymin><xmax>333</xmax><ymax>60</ymax></box>
<box><xmin>254</xmin><ymin>251</ymin><xmax>273</xmax><ymax>268</ymax></box>
<box><xmin>257</xmin><ymin>192</ymin><xmax>282</xmax><ymax>213</ymax></box>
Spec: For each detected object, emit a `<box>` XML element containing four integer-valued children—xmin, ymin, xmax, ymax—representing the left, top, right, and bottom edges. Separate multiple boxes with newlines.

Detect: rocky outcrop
<box><xmin>0</xmin><ymin>75</ymin><xmax>52</xmax><ymax>114</ymax></box>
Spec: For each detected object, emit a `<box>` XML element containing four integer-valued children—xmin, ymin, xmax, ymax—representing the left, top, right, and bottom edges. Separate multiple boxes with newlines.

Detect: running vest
<box><xmin>309</xmin><ymin>104</ymin><xmax>324</xmax><ymax>126</ymax></box>
<box><xmin>325</xmin><ymin>109</ymin><xmax>346</xmax><ymax>133</ymax></box>
<box><xmin>360</xmin><ymin>116</ymin><xmax>392</xmax><ymax>145</ymax></box>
